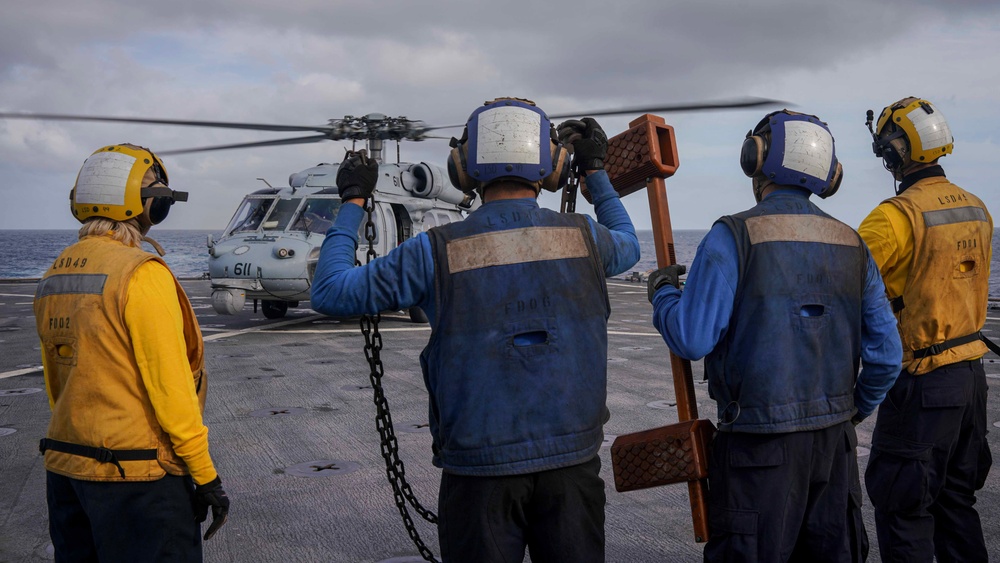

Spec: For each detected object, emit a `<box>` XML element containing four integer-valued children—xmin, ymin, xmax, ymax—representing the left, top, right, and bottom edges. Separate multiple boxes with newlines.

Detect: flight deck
<box><xmin>2</xmin><ymin>279</ymin><xmax>1000</xmax><ymax>562</ymax></box>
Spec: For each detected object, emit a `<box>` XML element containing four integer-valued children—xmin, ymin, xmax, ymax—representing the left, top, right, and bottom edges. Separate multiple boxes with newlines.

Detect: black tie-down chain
<box><xmin>358</xmin><ymin>198</ymin><xmax>440</xmax><ymax>563</ymax></box>
<box><xmin>560</xmin><ymin>173</ymin><xmax>580</xmax><ymax>214</ymax></box>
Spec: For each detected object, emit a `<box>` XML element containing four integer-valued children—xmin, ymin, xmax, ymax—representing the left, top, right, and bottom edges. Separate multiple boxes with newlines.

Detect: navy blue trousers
<box><xmin>437</xmin><ymin>455</ymin><xmax>605</xmax><ymax>563</ymax></box>
<box><xmin>865</xmin><ymin>360</ymin><xmax>991</xmax><ymax>563</ymax></box>
<box><xmin>703</xmin><ymin>421</ymin><xmax>867</xmax><ymax>563</ymax></box>
<box><xmin>47</xmin><ymin>471</ymin><xmax>202</xmax><ymax>562</ymax></box>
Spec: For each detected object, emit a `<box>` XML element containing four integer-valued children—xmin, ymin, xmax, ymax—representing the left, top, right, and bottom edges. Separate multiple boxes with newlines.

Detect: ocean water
<box><xmin>2</xmin><ymin>229</ymin><xmax>1000</xmax><ymax>298</ymax></box>
<box><xmin>0</xmin><ymin>230</ymin><xmax>219</xmax><ymax>280</ymax></box>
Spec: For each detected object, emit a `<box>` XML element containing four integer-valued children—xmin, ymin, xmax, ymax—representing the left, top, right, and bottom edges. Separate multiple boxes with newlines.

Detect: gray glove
<box><xmin>556</xmin><ymin>117</ymin><xmax>608</xmax><ymax>174</ymax></box>
<box><xmin>336</xmin><ymin>150</ymin><xmax>379</xmax><ymax>202</ymax></box>
<box><xmin>647</xmin><ymin>264</ymin><xmax>686</xmax><ymax>303</ymax></box>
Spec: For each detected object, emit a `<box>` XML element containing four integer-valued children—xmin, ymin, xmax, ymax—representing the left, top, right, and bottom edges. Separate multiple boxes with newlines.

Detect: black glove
<box><xmin>336</xmin><ymin>149</ymin><xmax>379</xmax><ymax>202</ymax></box>
<box><xmin>556</xmin><ymin>117</ymin><xmax>608</xmax><ymax>174</ymax></box>
<box><xmin>647</xmin><ymin>264</ymin><xmax>686</xmax><ymax>304</ymax></box>
<box><xmin>194</xmin><ymin>476</ymin><xmax>230</xmax><ymax>541</ymax></box>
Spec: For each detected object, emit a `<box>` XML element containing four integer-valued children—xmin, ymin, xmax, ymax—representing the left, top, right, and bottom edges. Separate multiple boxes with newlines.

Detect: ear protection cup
<box><xmin>740</xmin><ymin>112</ymin><xmax>776</xmax><ymax>178</ymax></box>
<box><xmin>740</xmin><ymin>135</ymin><xmax>767</xmax><ymax>177</ymax></box>
<box><xmin>819</xmin><ymin>161</ymin><xmax>843</xmax><ymax>199</ymax></box>
<box><xmin>539</xmin><ymin>140</ymin><xmax>571</xmax><ymax>192</ymax></box>
<box><xmin>446</xmin><ymin>149</ymin><xmax>461</xmax><ymax>189</ymax></box>
<box><xmin>447</xmin><ymin>137</ymin><xmax>481</xmax><ymax>194</ymax></box>
<box><xmin>872</xmin><ymin>120</ymin><xmax>905</xmax><ymax>172</ymax></box>
<box><xmin>147</xmin><ymin>196</ymin><xmax>173</xmax><ymax>224</ymax></box>
<box><xmin>882</xmin><ymin>139</ymin><xmax>904</xmax><ymax>170</ymax></box>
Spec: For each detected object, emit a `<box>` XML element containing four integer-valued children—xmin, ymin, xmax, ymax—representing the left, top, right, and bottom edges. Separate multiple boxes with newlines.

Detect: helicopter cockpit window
<box><xmin>261</xmin><ymin>198</ymin><xmax>301</xmax><ymax>231</ymax></box>
<box><xmin>290</xmin><ymin>197</ymin><xmax>342</xmax><ymax>234</ymax></box>
<box><xmin>225</xmin><ymin>197</ymin><xmax>276</xmax><ymax>234</ymax></box>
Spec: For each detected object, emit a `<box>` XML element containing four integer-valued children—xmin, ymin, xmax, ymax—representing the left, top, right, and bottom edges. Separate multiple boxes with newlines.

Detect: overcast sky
<box><xmin>1</xmin><ymin>0</ymin><xmax>998</xmax><ymax>232</ymax></box>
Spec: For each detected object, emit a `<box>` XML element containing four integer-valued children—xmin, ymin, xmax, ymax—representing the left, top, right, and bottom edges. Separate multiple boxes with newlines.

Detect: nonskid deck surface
<box><xmin>2</xmin><ymin>280</ymin><xmax>999</xmax><ymax>562</ymax></box>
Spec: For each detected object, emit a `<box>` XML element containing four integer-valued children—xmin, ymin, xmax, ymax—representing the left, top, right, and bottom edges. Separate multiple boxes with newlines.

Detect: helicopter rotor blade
<box><xmin>0</xmin><ymin>96</ymin><xmax>790</xmax><ymax>155</ymax></box>
<box><xmin>422</xmin><ymin>123</ymin><xmax>465</xmax><ymax>132</ymax></box>
<box><xmin>0</xmin><ymin>112</ymin><xmax>332</xmax><ymax>133</ymax></box>
<box><xmin>547</xmin><ymin>97</ymin><xmax>789</xmax><ymax>120</ymax></box>
<box><xmin>421</xmin><ymin>97</ymin><xmax>788</xmax><ymax>131</ymax></box>
<box><xmin>157</xmin><ymin>135</ymin><xmax>331</xmax><ymax>156</ymax></box>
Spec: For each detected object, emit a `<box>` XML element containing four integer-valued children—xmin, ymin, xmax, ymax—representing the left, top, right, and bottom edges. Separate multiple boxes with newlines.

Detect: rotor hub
<box><xmin>325</xmin><ymin>114</ymin><xmax>428</xmax><ymax>142</ymax></box>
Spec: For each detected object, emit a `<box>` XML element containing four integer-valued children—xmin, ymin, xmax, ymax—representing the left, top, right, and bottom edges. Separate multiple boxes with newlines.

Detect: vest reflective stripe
<box><xmin>446</xmin><ymin>226</ymin><xmax>590</xmax><ymax>273</ymax></box>
<box><xmin>745</xmin><ymin>214</ymin><xmax>861</xmax><ymax>247</ymax></box>
<box><xmin>34</xmin><ymin>237</ymin><xmax>205</xmax><ymax>481</ymax></box>
<box><xmin>35</xmin><ymin>274</ymin><xmax>108</xmax><ymax>297</ymax></box>
<box><xmin>922</xmin><ymin>205</ymin><xmax>989</xmax><ymax>228</ymax></box>
<box><xmin>887</xmin><ymin>177</ymin><xmax>992</xmax><ymax>374</ymax></box>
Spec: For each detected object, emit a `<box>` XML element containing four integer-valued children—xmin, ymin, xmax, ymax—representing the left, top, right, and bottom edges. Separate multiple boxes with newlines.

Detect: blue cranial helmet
<box><xmin>740</xmin><ymin>111</ymin><xmax>843</xmax><ymax>199</ymax></box>
<box><xmin>448</xmin><ymin>98</ymin><xmax>569</xmax><ymax>194</ymax></box>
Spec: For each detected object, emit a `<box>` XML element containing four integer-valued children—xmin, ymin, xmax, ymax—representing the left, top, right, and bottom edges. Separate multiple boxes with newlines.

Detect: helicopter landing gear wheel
<box><xmin>262</xmin><ymin>300</ymin><xmax>288</xmax><ymax>319</ymax></box>
<box><xmin>408</xmin><ymin>307</ymin><xmax>429</xmax><ymax>324</ymax></box>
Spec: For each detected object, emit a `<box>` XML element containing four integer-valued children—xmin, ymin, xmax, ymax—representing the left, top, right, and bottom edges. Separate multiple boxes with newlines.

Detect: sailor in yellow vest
<box><xmin>33</xmin><ymin>144</ymin><xmax>229</xmax><ymax>561</ymax></box>
<box><xmin>860</xmin><ymin>98</ymin><xmax>993</xmax><ymax>562</ymax></box>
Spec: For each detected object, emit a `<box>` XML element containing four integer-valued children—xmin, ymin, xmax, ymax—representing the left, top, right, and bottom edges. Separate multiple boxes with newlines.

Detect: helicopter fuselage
<box><xmin>207</xmin><ymin>160</ymin><xmax>476</xmax><ymax>318</ymax></box>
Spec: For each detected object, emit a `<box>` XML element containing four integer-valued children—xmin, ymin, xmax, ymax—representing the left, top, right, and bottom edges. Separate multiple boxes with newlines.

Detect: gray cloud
<box><xmin>1</xmin><ymin>1</ymin><xmax>998</xmax><ymax>231</ymax></box>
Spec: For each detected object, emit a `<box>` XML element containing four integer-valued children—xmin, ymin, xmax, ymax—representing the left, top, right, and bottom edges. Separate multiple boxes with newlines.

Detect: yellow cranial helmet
<box><xmin>875</xmin><ymin>97</ymin><xmax>954</xmax><ymax>169</ymax></box>
<box><xmin>70</xmin><ymin>144</ymin><xmax>185</xmax><ymax>224</ymax></box>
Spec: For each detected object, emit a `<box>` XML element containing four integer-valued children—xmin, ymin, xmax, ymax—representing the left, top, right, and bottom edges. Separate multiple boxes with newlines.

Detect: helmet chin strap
<box><xmin>752</xmin><ymin>176</ymin><xmax>774</xmax><ymax>203</ymax></box>
<box><xmin>142</xmin><ymin>235</ymin><xmax>166</xmax><ymax>256</ymax></box>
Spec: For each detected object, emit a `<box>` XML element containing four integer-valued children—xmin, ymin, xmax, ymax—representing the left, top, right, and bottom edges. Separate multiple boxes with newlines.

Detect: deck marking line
<box><xmin>203</xmin><ymin>314</ymin><xmax>326</xmax><ymax>341</ymax></box>
<box><xmin>262</xmin><ymin>327</ymin><xmax>431</xmax><ymax>334</ymax></box>
<box><xmin>256</xmin><ymin>328</ymin><xmax>661</xmax><ymax>336</ymax></box>
<box><xmin>0</xmin><ymin>366</ymin><xmax>43</xmax><ymax>379</ymax></box>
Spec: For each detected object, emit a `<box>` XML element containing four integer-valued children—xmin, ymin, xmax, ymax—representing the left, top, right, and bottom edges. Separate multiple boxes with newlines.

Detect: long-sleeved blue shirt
<box><xmin>650</xmin><ymin>189</ymin><xmax>902</xmax><ymax>420</ymax></box>
<box><xmin>311</xmin><ymin>170</ymin><xmax>640</xmax><ymax>328</ymax></box>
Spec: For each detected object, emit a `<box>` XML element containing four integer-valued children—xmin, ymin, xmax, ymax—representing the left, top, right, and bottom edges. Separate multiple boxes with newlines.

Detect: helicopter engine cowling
<box><xmin>400</xmin><ymin>163</ymin><xmax>470</xmax><ymax>207</ymax></box>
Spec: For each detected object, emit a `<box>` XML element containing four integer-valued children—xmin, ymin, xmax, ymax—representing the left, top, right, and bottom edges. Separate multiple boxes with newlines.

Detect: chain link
<box><xmin>560</xmin><ymin>173</ymin><xmax>579</xmax><ymax>213</ymax></box>
<box><xmin>359</xmin><ymin>196</ymin><xmax>440</xmax><ymax>563</ymax></box>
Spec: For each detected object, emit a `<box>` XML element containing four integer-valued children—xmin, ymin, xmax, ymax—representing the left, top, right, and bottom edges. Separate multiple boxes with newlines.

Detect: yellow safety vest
<box><xmin>887</xmin><ymin>176</ymin><xmax>992</xmax><ymax>374</ymax></box>
<box><xmin>34</xmin><ymin>236</ymin><xmax>206</xmax><ymax>481</ymax></box>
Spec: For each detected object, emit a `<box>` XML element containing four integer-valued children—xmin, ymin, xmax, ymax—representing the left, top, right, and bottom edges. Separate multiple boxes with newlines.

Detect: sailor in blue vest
<box><xmin>311</xmin><ymin>97</ymin><xmax>640</xmax><ymax>563</ymax></box>
<box><xmin>647</xmin><ymin>111</ymin><xmax>902</xmax><ymax>562</ymax></box>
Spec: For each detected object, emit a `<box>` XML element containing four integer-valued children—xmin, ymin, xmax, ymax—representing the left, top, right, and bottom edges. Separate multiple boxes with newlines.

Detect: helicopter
<box><xmin>1</xmin><ymin>97</ymin><xmax>785</xmax><ymax>321</ymax></box>
<box><xmin>198</xmin><ymin>113</ymin><xmax>476</xmax><ymax>321</ymax></box>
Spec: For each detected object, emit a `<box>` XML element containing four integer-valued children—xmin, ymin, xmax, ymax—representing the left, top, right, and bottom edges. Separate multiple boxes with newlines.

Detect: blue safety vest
<box><xmin>705</xmin><ymin>192</ymin><xmax>866</xmax><ymax>433</ymax></box>
<box><xmin>423</xmin><ymin>201</ymin><xmax>610</xmax><ymax>475</ymax></box>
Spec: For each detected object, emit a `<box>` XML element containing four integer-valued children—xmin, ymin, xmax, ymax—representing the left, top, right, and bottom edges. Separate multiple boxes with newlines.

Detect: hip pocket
<box><xmin>705</xmin><ymin>506</ymin><xmax>759</xmax><ymax>562</ymax></box>
<box><xmin>865</xmin><ymin>434</ymin><xmax>932</xmax><ymax>513</ymax></box>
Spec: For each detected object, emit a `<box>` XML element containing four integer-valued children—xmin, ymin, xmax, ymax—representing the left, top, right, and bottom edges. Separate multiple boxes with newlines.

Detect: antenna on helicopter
<box><xmin>256</xmin><ymin>178</ymin><xmax>273</xmax><ymax>188</ymax></box>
